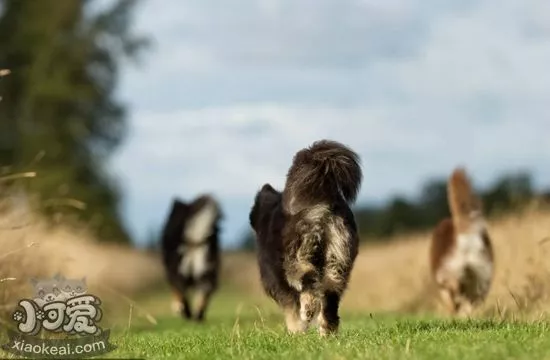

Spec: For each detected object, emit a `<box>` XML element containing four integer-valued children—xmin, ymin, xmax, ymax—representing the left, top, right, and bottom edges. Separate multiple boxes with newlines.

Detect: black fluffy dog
<box><xmin>249</xmin><ymin>140</ymin><xmax>363</xmax><ymax>336</ymax></box>
<box><xmin>160</xmin><ymin>194</ymin><xmax>222</xmax><ymax>322</ymax></box>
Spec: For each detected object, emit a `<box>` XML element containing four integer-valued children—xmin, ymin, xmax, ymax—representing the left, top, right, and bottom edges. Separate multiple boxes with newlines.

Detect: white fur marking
<box><xmin>327</xmin><ymin>219</ymin><xmax>349</xmax><ymax>265</ymax></box>
<box><xmin>288</xmin><ymin>278</ymin><xmax>303</xmax><ymax>292</ymax></box>
<box><xmin>178</xmin><ymin>245</ymin><xmax>209</xmax><ymax>279</ymax></box>
<box><xmin>439</xmin><ymin>232</ymin><xmax>493</xmax><ymax>293</ymax></box>
<box><xmin>184</xmin><ymin>201</ymin><xmax>217</xmax><ymax>243</ymax></box>
<box><xmin>176</xmin><ymin>201</ymin><xmax>217</xmax><ymax>279</ymax></box>
<box><xmin>304</xmin><ymin>204</ymin><xmax>329</xmax><ymax>222</ymax></box>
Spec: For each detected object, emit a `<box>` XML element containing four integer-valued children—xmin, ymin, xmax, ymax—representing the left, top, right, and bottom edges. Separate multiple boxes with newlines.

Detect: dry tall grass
<box><xmin>222</xmin><ymin>201</ymin><xmax>550</xmax><ymax>319</ymax></box>
<box><xmin>0</xmin><ymin>190</ymin><xmax>164</xmax><ymax>325</ymax></box>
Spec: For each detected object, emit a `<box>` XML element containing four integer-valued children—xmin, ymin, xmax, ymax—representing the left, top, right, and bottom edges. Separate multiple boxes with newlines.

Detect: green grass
<box><xmin>109</xmin><ymin>314</ymin><xmax>550</xmax><ymax>360</ymax></box>
<box><xmin>102</xmin><ymin>292</ymin><xmax>550</xmax><ymax>360</ymax></box>
<box><xmin>2</xmin><ymin>290</ymin><xmax>550</xmax><ymax>359</ymax></box>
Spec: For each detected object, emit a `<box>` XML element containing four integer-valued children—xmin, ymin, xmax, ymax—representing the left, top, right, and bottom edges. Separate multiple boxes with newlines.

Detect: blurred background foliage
<box><xmin>0</xmin><ymin>0</ymin><xmax>148</xmax><ymax>243</ymax></box>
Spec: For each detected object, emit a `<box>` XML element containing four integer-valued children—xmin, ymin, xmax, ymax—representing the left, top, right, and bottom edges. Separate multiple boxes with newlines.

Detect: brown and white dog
<box><xmin>249</xmin><ymin>140</ymin><xmax>363</xmax><ymax>336</ymax></box>
<box><xmin>430</xmin><ymin>168</ymin><xmax>494</xmax><ymax>317</ymax></box>
<box><xmin>160</xmin><ymin>194</ymin><xmax>222</xmax><ymax>322</ymax></box>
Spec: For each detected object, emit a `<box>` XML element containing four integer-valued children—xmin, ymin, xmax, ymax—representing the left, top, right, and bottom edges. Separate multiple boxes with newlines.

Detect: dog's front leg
<box><xmin>180</xmin><ymin>292</ymin><xmax>192</xmax><ymax>319</ymax></box>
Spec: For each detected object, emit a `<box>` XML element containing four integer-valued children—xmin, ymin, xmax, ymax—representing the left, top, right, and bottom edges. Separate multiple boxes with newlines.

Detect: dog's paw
<box><xmin>457</xmin><ymin>301</ymin><xmax>474</xmax><ymax>319</ymax></box>
<box><xmin>171</xmin><ymin>300</ymin><xmax>181</xmax><ymax>314</ymax></box>
<box><xmin>317</xmin><ymin>312</ymin><xmax>339</xmax><ymax>337</ymax></box>
<box><xmin>319</xmin><ymin>325</ymin><xmax>338</xmax><ymax>337</ymax></box>
<box><xmin>299</xmin><ymin>292</ymin><xmax>321</xmax><ymax>323</ymax></box>
<box><xmin>286</xmin><ymin>322</ymin><xmax>307</xmax><ymax>335</ymax></box>
<box><xmin>284</xmin><ymin>308</ymin><xmax>308</xmax><ymax>334</ymax></box>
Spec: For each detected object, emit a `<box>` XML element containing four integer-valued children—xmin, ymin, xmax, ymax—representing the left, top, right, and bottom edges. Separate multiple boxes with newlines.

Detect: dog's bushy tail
<box><xmin>285</xmin><ymin>140</ymin><xmax>362</xmax><ymax>214</ymax></box>
<box><xmin>447</xmin><ymin>167</ymin><xmax>484</xmax><ymax>232</ymax></box>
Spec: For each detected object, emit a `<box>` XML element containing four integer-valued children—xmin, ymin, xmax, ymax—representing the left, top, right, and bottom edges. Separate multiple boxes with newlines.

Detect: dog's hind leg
<box><xmin>172</xmin><ymin>288</ymin><xmax>191</xmax><ymax>319</ymax></box>
<box><xmin>457</xmin><ymin>300</ymin><xmax>474</xmax><ymax>318</ymax></box>
<box><xmin>317</xmin><ymin>290</ymin><xmax>340</xmax><ymax>336</ymax></box>
<box><xmin>194</xmin><ymin>286</ymin><xmax>214</xmax><ymax>322</ymax></box>
<box><xmin>272</xmin><ymin>285</ymin><xmax>307</xmax><ymax>334</ymax></box>
<box><xmin>283</xmin><ymin>304</ymin><xmax>308</xmax><ymax>334</ymax></box>
<box><xmin>180</xmin><ymin>292</ymin><xmax>193</xmax><ymax>319</ymax></box>
<box><xmin>285</xmin><ymin>252</ymin><xmax>323</xmax><ymax>324</ymax></box>
<box><xmin>438</xmin><ymin>288</ymin><xmax>460</xmax><ymax>316</ymax></box>
<box><xmin>285</xmin><ymin>212</ymin><xmax>327</xmax><ymax>324</ymax></box>
<box><xmin>171</xmin><ymin>293</ymin><xmax>181</xmax><ymax>314</ymax></box>
<box><xmin>318</xmin><ymin>263</ymin><xmax>349</xmax><ymax>336</ymax></box>
<box><xmin>316</xmin><ymin>219</ymin><xmax>356</xmax><ymax>336</ymax></box>
<box><xmin>298</xmin><ymin>272</ymin><xmax>323</xmax><ymax>324</ymax></box>
<box><xmin>171</xmin><ymin>287</ymin><xmax>192</xmax><ymax>319</ymax></box>
<box><xmin>285</xmin><ymin>260</ymin><xmax>322</xmax><ymax>323</ymax></box>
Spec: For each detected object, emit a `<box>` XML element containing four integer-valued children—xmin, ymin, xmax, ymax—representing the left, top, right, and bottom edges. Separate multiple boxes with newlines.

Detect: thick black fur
<box><xmin>160</xmin><ymin>194</ymin><xmax>222</xmax><ymax>322</ymax></box>
<box><xmin>249</xmin><ymin>140</ymin><xmax>362</xmax><ymax>336</ymax></box>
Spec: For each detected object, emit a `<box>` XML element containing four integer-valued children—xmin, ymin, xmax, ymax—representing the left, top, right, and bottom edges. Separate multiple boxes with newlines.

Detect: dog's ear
<box><xmin>172</xmin><ymin>198</ymin><xmax>188</xmax><ymax>210</ymax></box>
<box><xmin>171</xmin><ymin>199</ymin><xmax>189</xmax><ymax>218</ymax></box>
<box><xmin>162</xmin><ymin>198</ymin><xmax>188</xmax><ymax>236</ymax></box>
<box><xmin>260</xmin><ymin>183</ymin><xmax>278</xmax><ymax>195</ymax></box>
<box><xmin>249</xmin><ymin>192</ymin><xmax>262</xmax><ymax>230</ymax></box>
<box><xmin>249</xmin><ymin>205</ymin><xmax>258</xmax><ymax>230</ymax></box>
<box><xmin>260</xmin><ymin>183</ymin><xmax>283</xmax><ymax>205</ymax></box>
<box><xmin>250</xmin><ymin>183</ymin><xmax>282</xmax><ymax>230</ymax></box>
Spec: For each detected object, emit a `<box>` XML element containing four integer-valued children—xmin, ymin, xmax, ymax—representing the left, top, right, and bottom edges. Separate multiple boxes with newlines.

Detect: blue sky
<box><xmin>109</xmin><ymin>0</ymin><xmax>550</xmax><ymax>248</ymax></box>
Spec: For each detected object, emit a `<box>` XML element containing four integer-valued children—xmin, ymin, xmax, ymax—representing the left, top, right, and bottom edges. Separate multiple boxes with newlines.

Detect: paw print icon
<box><xmin>12</xmin><ymin>310</ymin><xmax>25</xmax><ymax>322</ymax></box>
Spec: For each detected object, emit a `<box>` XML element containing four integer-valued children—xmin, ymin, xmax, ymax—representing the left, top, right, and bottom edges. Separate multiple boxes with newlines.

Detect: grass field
<box><xmin>105</xmin><ymin>290</ymin><xmax>550</xmax><ymax>360</ymax></box>
<box><xmin>2</xmin><ymin>287</ymin><xmax>550</xmax><ymax>360</ymax></box>
<box><xmin>110</xmin><ymin>317</ymin><xmax>550</xmax><ymax>360</ymax></box>
<box><xmin>2</xmin><ymin>202</ymin><xmax>550</xmax><ymax>359</ymax></box>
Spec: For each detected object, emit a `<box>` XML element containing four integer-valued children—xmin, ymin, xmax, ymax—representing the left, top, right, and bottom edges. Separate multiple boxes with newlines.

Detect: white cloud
<box><xmin>115</xmin><ymin>102</ymin><xmax>550</xmax><ymax>196</ymax></box>
<box><xmin>112</xmin><ymin>0</ymin><xmax>550</xmax><ymax>247</ymax></box>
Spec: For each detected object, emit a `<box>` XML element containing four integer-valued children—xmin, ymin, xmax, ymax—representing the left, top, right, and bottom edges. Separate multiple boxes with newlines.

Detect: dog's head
<box><xmin>249</xmin><ymin>183</ymin><xmax>282</xmax><ymax>233</ymax></box>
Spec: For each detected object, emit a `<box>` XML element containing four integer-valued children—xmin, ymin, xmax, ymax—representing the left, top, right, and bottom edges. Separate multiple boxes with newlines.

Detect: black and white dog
<box><xmin>160</xmin><ymin>194</ymin><xmax>222</xmax><ymax>322</ymax></box>
<box><xmin>249</xmin><ymin>140</ymin><xmax>363</xmax><ymax>336</ymax></box>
